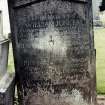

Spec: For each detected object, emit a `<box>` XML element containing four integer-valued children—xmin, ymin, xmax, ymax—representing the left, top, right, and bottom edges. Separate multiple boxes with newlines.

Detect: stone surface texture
<box><xmin>0</xmin><ymin>39</ymin><xmax>9</xmax><ymax>78</ymax></box>
<box><xmin>8</xmin><ymin>0</ymin><xmax>96</xmax><ymax>105</ymax></box>
<box><xmin>0</xmin><ymin>73</ymin><xmax>15</xmax><ymax>105</ymax></box>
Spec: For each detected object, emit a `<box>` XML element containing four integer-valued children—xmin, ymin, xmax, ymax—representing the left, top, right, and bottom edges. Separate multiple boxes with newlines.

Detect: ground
<box><xmin>8</xmin><ymin>44</ymin><xmax>14</xmax><ymax>73</ymax></box>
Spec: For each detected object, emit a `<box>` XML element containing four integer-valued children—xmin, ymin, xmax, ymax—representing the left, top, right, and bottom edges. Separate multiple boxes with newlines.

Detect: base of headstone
<box><xmin>0</xmin><ymin>72</ymin><xmax>15</xmax><ymax>105</ymax></box>
<box><xmin>97</xmin><ymin>95</ymin><xmax>105</xmax><ymax>105</ymax></box>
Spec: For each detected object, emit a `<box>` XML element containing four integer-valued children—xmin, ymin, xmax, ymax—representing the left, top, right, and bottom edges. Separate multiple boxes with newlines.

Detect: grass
<box><xmin>7</xmin><ymin>27</ymin><xmax>105</xmax><ymax>94</ymax></box>
<box><xmin>94</xmin><ymin>27</ymin><xmax>105</xmax><ymax>94</ymax></box>
<box><xmin>8</xmin><ymin>43</ymin><xmax>14</xmax><ymax>73</ymax></box>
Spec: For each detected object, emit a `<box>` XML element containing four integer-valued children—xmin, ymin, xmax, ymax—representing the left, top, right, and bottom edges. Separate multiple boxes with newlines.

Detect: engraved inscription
<box><xmin>17</xmin><ymin>12</ymin><xmax>90</xmax><ymax>87</ymax></box>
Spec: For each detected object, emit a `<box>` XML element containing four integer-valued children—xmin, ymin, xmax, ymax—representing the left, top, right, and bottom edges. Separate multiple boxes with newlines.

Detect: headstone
<box><xmin>0</xmin><ymin>73</ymin><xmax>15</xmax><ymax>105</ymax></box>
<box><xmin>0</xmin><ymin>38</ymin><xmax>15</xmax><ymax>105</ymax></box>
<box><xmin>0</xmin><ymin>39</ymin><xmax>9</xmax><ymax>78</ymax></box>
<box><xmin>0</xmin><ymin>11</ymin><xmax>3</xmax><ymax>35</ymax></box>
<box><xmin>92</xmin><ymin>0</ymin><xmax>102</xmax><ymax>20</ymax></box>
<box><xmin>0</xmin><ymin>10</ymin><xmax>10</xmax><ymax>78</ymax></box>
<box><xmin>92</xmin><ymin>0</ymin><xmax>103</xmax><ymax>27</ymax></box>
<box><xmin>8</xmin><ymin>0</ymin><xmax>96</xmax><ymax>105</ymax></box>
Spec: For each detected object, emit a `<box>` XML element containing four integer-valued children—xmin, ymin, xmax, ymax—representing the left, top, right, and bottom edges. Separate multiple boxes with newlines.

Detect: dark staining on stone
<box><xmin>8</xmin><ymin>0</ymin><xmax>96</xmax><ymax>105</ymax></box>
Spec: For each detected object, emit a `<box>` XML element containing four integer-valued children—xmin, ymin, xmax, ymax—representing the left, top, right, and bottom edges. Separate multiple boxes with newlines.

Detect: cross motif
<box><xmin>49</xmin><ymin>35</ymin><xmax>54</xmax><ymax>45</ymax></box>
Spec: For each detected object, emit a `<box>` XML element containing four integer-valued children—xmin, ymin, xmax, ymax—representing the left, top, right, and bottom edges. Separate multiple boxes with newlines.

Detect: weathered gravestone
<box><xmin>0</xmin><ymin>73</ymin><xmax>15</xmax><ymax>105</ymax></box>
<box><xmin>8</xmin><ymin>0</ymin><xmax>96</xmax><ymax>105</ymax></box>
<box><xmin>0</xmin><ymin>36</ymin><xmax>15</xmax><ymax>105</ymax></box>
<box><xmin>92</xmin><ymin>0</ymin><xmax>102</xmax><ymax>20</ymax></box>
<box><xmin>0</xmin><ymin>9</ymin><xmax>15</xmax><ymax>105</ymax></box>
<box><xmin>0</xmin><ymin>39</ymin><xmax>15</xmax><ymax>105</ymax></box>
<box><xmin>0</xmin><ymin>38</ymin><xmax>15</xmax><ymax>105</ymax></box>
<box><xmin>0</xmin><ymin>11</ymin><xmax>3</xmax><ymax>36</ymax></box>
<box><xmin>0</xmin><ymin>39</ymin><xmax>9</xmax><ymax>78</ymax></box>
<box><xmin>92</xmin><ymin>0</ymin><xmax>102</xmax><ymax>26</ymax></box>
<box><xmin>0</xmin><ymin>11</ymin><xmax>9</xmax><ymax>78</ymax></box>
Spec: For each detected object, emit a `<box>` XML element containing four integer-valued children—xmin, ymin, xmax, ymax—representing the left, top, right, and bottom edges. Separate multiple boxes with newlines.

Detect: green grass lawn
<box><xmin>8</xmin><ymin>44</ymin><xmax>14</xmax><ymax>73</ymax></box>
<box><xmin>94</xmin><ymin>28</ymin><xmax>105</xmax><ymax>94</ymax></box>
<box><xmin>7</xmin><ymin>27</ymin><xmax>105</xmax><ymax>94</ymax></box>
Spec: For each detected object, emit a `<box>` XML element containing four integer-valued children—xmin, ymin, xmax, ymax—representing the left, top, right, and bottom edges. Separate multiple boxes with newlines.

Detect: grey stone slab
<box><xmin>0</xmin><ymin>39</ymin><xmax>9</xmax><ymax>78</ymax></box>
<box><xmin>0</xmin><ymin>73</ymin><xmax>15</xmax><ymax>105</ymax></box>
<box><xmin>8</xmin><ymin>0</ymin><xmax>96</xmax><ymax>105</ymax></box>
<box><xmin>92</xmin><ymin>0</ymin><xmax>101</xmax><ymax>20</ymax></box>
<box><xmin>0</xmin><ymin>11</ymin><xmax>3</xmax><ymax>35</ymax></box>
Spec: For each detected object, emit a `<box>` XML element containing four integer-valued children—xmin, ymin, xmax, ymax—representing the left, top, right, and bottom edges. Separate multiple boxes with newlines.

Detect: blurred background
<box><xmin>0</xmin><ymin>0</ymin><xmax>14</xmax><ymax>74</ymax></box>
